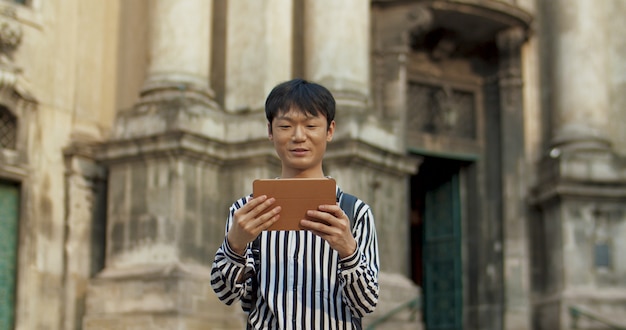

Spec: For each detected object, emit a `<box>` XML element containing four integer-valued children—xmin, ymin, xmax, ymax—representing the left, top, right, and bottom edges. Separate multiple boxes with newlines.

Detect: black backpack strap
<box><xmin>339</xmin><ymin>192</ymin><xmax>363</xmax><ymax>328</ymax></box>
<box><xmin>339</xmin><ymin>192</ymin><xmax>358</xmax><ymax>230</ymax></box>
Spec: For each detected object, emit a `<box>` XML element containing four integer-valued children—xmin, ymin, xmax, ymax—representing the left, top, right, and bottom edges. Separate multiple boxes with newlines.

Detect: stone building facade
<box><xmin>0</xmin><ymin>0</ymin><xmax>625</xmax><ymax>329</ymax></box>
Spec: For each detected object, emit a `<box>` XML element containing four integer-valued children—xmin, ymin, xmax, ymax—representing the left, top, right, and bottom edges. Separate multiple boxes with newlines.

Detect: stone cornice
<box><xmin>371</xmin><ymin>0</ymin><xmax>533</xmax><ymax>29</ymax></box>
<box><xmin>93</xmin><ymin>262</ymin><xmax>213</xmax><ymax>282</ymax></box>
<box><xmin>430</xmin><ymin>0</ymin><xmax>533</xmax><ymax>28</ymax></box>
<box><xmin>533</xmin><ymin>288</ymin><xmax>626</xmax><ymax>306</ymax></box>
<box><xmin>326</xmin><ymin>138</ymin><xmax>421</xmax><ymax>177</ymax></box>
<box><xmin>0</xmin><ymin>151</ymin><xmax>28</xmax><ymax>179</ymax></box>
<box><xmin>530</xmin><ymin>152</ymin><xmax>626</xmax><ymax>206</ymax></box>
<box><xmin>531</xmin><ymin>180</ymin><xmax>626</xmax><ymax>206</ymax></box>
<box><xmin>78</xmin><ymin>129</ymin><xmax>421</xmax><ymax>177</ymax></box>
<box><xmin>97</xmin><ymin>131</ymin><xmax>275</xmax><ymax>166</ymax></box>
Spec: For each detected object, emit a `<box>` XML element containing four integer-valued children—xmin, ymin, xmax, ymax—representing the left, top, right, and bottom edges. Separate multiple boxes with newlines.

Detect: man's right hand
<box><xmin>227</xmin><ymin>195</ymin><xmax>281</xmax><ymax>255</ymax></box>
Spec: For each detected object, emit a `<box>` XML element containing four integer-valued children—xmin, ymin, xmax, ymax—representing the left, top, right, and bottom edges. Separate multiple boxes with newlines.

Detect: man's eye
<box><xmin>279</xmin><ymin>125</ymin><xmax>291</xmax><ymax>129</ymax></box>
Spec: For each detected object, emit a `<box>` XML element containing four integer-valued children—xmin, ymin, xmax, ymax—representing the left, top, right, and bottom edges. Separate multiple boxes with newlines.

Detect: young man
<box><xmin>210</xmin><ymin>79</ymin><xmax>379</xmax><ymax>329</ymax></box>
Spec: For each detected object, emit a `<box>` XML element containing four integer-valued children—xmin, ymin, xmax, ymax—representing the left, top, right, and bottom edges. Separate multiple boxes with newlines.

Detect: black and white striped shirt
<box><xmin>210</xmin><ymin>187</ymin><xmax>379</xmax><ymax>329</ymax></box>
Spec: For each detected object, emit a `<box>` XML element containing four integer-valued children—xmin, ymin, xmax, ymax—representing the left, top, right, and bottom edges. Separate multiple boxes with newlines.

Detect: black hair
<box><xmin>264</xmin><ymin>78</ymin><xmax>336</xmax><ymax>127</ymax></box>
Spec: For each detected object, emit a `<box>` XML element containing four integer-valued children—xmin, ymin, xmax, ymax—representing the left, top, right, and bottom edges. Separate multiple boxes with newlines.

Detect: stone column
<box><xmin>550</xmin><ymin>0</ymin><xmax>610</xmax><ymax>151</ymax></box>
<box><xmin>112</xmin><ymin>0</ymin><xmax>219</xmax><ymax>140</ymax></box>
<box><xmin>303</xmin><ymin>0</ymin><xmax>370</xmax><ymax>109</ymax></box>
<box><xmin>222</xmin><ymin>0</ymin><xmax>293</xmax><ymax>113</ymax></box>
<box><xmin>140</xmin><ymin>0</ymin><xmax>213</xmax><ymax>103</ymax></box>
<box><xmin>496</xmin><ymin>26</ymin><xmax>531</xmax><ymax>330</ymax></box>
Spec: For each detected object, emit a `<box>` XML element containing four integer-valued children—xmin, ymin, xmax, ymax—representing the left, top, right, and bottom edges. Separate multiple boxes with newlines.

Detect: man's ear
<box><xmin>326</xmin><ymin>120</ymin><xmax>336</xmax><ymax>142</ymax></box>
<box><xmin>267</xmin><ymin>122</ymin><xmax>273</xmax><ymax>140</ymax></box>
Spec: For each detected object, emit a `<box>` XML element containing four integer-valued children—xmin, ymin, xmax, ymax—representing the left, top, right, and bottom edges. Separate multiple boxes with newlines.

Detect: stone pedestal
<box><xmin>362</xmin><ymin>272</ymin><xmax>423</xmax><ymax>330</ymax></box>
<box><xmin>82</xmin><ymin>132</ymin><xmax>239</xmax><ymax>329</ymax></box>
<box><xmin>531</xmin><ymin>148</ymin><xmax>626</xmax><ymax>329</ymax></box>
<box><xmin>83</xmin><ymin>264</ymin><xmax>246</xmax><ymax>330</ymax></box>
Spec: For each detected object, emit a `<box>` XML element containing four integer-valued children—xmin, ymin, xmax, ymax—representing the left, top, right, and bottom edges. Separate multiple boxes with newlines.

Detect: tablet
<box><xmin>253</xmin><ymin>178</ymin><xmax>337</xmax><ymax>231</ymax></box>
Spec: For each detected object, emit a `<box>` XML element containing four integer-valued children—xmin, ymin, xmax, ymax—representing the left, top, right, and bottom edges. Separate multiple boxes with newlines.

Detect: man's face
<box><xmin>268</xmin><ymin>107</ymin><xmax>335</xmax><ymax>178</ymax></box>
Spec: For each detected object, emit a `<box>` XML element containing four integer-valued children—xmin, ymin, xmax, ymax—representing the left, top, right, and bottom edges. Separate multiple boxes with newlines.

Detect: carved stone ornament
<box><xmin>0</xmin><ymin>5</ymin><xmax>31</xmax><ymax>101</ymax></box>
<box><xmin>496</xmin><ymin>26</ymin><xmax>525</xmax><ymax>55</ymax></box>
<box><xmin>407</xmin><ymin>6</ymin><xmax>434</xmax><ymax>38</ymax></box>
<box><xmin>0</xmin><ymin>7</ymin><xmax>22</xmax><ymax>58</ymax></box>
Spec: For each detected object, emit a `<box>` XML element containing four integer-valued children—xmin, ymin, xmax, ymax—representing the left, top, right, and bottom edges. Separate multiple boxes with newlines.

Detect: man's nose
<box><xmin>292</xmin><ymin>125</ymin><xmax>306</xmax><ymax>141</ymax></box>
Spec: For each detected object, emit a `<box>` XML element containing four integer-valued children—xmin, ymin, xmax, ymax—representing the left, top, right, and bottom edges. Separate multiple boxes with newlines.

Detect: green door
<box><xmin>423</xmin><ymin>173</ymin><xmax>462</xmax><ymax>330</ymax></box>
<box><xmin>0</xmin><ymin>181</ymin><xmax>19</xmax><ymax>330</ymax></box>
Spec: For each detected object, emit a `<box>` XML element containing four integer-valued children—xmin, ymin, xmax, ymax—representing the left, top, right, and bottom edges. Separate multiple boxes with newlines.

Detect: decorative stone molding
<box><xmin>326</xmin><ymin>138</ymin><xmax>420</xmax><ymax>177</ymax></box>
<box><xmin>0</xmin><ymin>5</ymin><xmax>35</xmax><ymax>177</ymax></box>
<box><xmin>496</xmin><ymin>26</ymin><xmax>526</xmax><ymax>54</ymax></box>
<box><xmin>550</xmin><ymin>123</ymin><xmax>612</xmax><ymax>153</ymax></box>
<box><xmin>497</xmin><ymin>26</ymin><xmax>526</xmax><ymax>90</ymax></box>
<box><xmin>407</xmin><ymin>6</ymin><xmax>434</xmax><ymax>48</ymax></box>
<box><xmin>99</xmin><ymin>131</ymin><xmax>276</xmax><ymax>167</ymax></box>
<box><xmin>0</xmin><ymin>5</ymin><xmax>34</xmax><ymax>103</ymax></box>
<box><xmin>0</xmin><ymin>7</ymin><xmax>22</xmax><ymax>58</ymax></box>
<box><xmin>0</xmin><ymin>6</ymin><xmax>22</xmax><ymax>94</ymax></box>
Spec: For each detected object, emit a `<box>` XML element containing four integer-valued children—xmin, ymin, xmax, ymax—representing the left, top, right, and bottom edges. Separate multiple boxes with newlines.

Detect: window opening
<box><xmin>0</xmin><ymin>107</ymin><xmax>17</xmax><ymax>150</ymax></box>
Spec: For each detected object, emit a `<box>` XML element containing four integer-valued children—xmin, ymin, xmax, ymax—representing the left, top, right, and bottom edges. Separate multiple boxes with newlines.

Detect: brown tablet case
<box><xmin>253</xmin><ymin>178</ymin><xmax>337</xmax><ymax>231</ymax></box>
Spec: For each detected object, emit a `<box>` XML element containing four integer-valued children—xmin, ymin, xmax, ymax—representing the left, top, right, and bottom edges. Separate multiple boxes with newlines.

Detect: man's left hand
<box><xmin>300</xmin><ymin>204</ymin><xmax>357</xmax><ymax>259</ymax></box>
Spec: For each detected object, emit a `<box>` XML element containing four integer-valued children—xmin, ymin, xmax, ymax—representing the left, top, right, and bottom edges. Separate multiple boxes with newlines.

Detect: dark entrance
<box><xmin>0</xmin><ymin>180</ymin><xmax>19</xmax><ymax>330</ymax></box>
<box><xmin>411</xmin><ymin>157</ymin><xmax>463</xmax><ymax>330</ymax></box>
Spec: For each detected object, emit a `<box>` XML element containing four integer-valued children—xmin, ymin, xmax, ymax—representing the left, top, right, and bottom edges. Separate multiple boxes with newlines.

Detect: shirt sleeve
<box><xmin>337</xmin><ymin>201</ymin><xmax>380</xmax><ymax>317</ymax></box>
<box><xmin>210</xmin><ymin>197</ymin><xmax>256</xmax><ymax>309</ymax></box>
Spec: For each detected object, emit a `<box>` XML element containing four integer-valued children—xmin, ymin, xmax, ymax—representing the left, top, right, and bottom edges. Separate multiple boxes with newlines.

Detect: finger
<box><xmin>262</xmin><ymin>213</ymin><xmax>281</xmax><ymax>230</ymax></box>
<box><xmin>233</xmin><ymin>196</ymin><xmax>274</xmax><ymax>230</ymax></box>
<box><xmin>308</xmin><ymin>229</ymin><xmax>325</xmax><ymax>239</ymax></box>
<box><xmin>245</xmin><ymin>196</ymin><xmax>277</xmax><ymax>219</ymax></box>
<box><xmin>300</xmin><ymin>218</ymin><xmax>335</xmax><ymax>235</ymax></box>
<box><xmin>307</xmin><ymin>209</ymin><xmax>344</xmax><ymax>228</ymax></box>
<box><xmin>250</xmin><ymin>198</ymin><xmax>279</xmax><ymax>220</ymax></box>
<box><xmin>251</xmin><ymin>205</ymin><xmax>281</xmax><ymax>228</ymax></box>
<box><xmin>243</xmin><ymin>195</ymin><xmax>268</xmax><ymax>210</ymax></box>
<box><xmin>235</xmin><ymin>196</ymin><xmax>267</xmax><ymax>220</ymax></box>
<box><xmin>318</xmin><ymin>204</ymin><xmax>347</xmax><ymax>219</ymax></box>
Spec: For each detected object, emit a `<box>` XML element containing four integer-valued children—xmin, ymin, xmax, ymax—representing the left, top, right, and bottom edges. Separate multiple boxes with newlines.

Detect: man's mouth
<box><xmin>291</xmin><ymin>148</ymin><xmax>309</xmax><ymax>155</ymax></box>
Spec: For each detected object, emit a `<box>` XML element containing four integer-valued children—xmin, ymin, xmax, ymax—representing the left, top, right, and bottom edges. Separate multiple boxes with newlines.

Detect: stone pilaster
<box><xmin>496</xmin><ymin>26</ymin><xmax>531</xmax><ymax>330</ymax></box>
<box><xmin>62</xmin><ymin>144</ymin><xmax>106</xmax><ymax>330</ymax></box>
<box><xmin>303</xmin><ymin>0</ymin><xmax>370</xmax><ymax>109</ymax></box>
